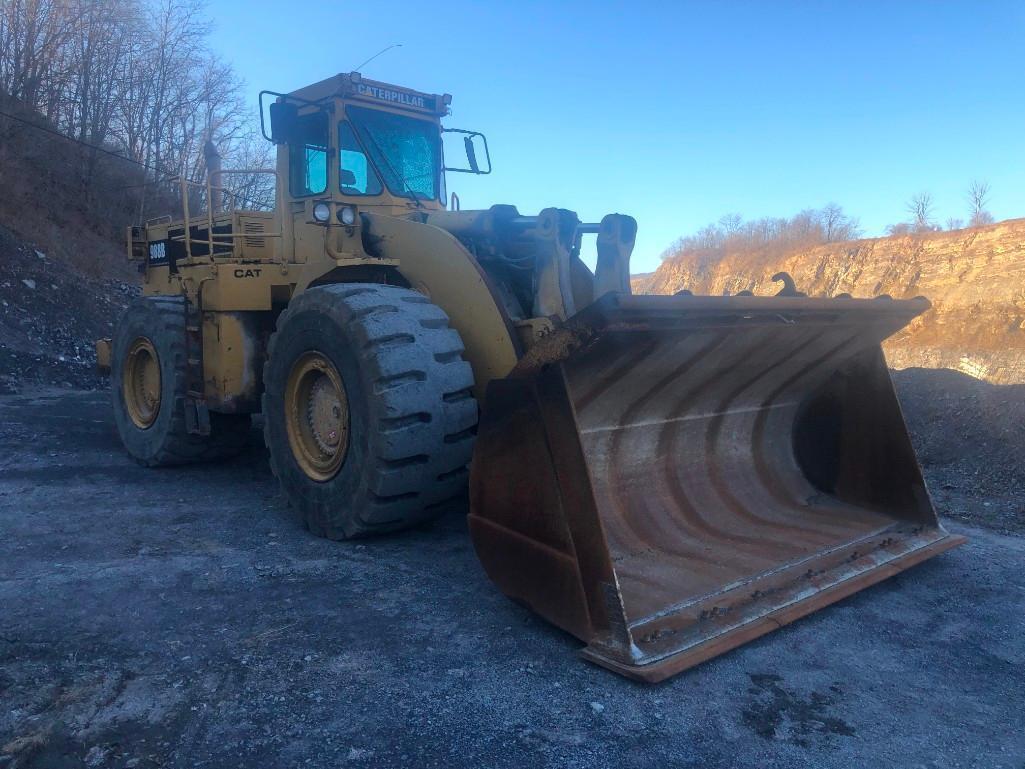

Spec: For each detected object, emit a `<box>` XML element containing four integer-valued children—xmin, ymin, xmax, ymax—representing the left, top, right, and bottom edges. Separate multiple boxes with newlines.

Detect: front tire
<box><xmin>262</xmin><ymin>284</ymin><xmax>477</xmax><ymax>539</ymax></box>
<box><xmin>111</xmin><ymin>296</ymin><xmax>251</xmax><ymax>466</ymax></box>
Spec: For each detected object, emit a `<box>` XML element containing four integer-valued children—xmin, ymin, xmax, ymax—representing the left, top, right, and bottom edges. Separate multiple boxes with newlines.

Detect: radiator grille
<box><xmin>243</xmin><ymin>220</ymin><xmax>266</xmax><ymax>249</ymax></box>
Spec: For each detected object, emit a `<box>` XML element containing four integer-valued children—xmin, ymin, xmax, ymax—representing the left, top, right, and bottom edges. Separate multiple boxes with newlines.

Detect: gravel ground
<box><xmin>0</xmin><ymin>385</ymin><xmax>1023</xmax><ymax>768</ymax></box>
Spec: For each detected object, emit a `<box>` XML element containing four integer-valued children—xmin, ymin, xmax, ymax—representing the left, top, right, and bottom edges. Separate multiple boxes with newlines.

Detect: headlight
<box><xmin>312</xmin><ymin>202</ymin><xmax>331</xmax><ymax>223</ymax></box>
<box><xmin>337</xmin><ymin>206</ymin><xmax>356</xmax><ymax>226</ymax></box>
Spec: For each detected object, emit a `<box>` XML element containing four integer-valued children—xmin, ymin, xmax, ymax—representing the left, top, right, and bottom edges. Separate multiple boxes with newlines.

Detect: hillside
<box><xmin>635</xmin><ymin>219</ymin><xmax>1025</xmax><ymax>384</ymax></box>
<box><xmin>0</xmin><ymin>95</ymin><xmax>145</xmax><ymax>278</ymax></box>
<box><xmin>0</xmin><ymin>98</ymin><xmax>143</xmax><ymax>393</ymax></box>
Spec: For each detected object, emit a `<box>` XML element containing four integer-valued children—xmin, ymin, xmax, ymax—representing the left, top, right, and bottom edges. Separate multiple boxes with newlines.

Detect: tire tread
<box><xmin>262</xmin><ymin>283</ymin><xmax>477</xmax><ymax>538</ymax></box>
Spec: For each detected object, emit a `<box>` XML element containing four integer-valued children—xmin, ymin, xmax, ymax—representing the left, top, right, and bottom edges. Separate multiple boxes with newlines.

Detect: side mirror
<box><xmin>268</xmin><ymin>101</ymin><xmax>299</xmax><ymax>145</ymax></box>
<box><xmin>463</xmin><ymin>136</ymin><xmax>480</xmax><ymax>173</ymax></box>
<box><xmin>443</xmin><ymin>129</ymin><xmax>491</xmax><ymax>174</ymax></box>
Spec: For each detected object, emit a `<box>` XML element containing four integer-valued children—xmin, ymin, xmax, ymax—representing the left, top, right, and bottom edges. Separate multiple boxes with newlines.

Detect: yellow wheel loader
<box><xmin>99</xmin><ymin>72</ymin><xmax>963</xmax><ymax>682</ymax></box>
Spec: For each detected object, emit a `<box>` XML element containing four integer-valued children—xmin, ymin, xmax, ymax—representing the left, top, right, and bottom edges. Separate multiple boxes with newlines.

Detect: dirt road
<box><xmin>1</xmin><ymin>389</ymin><xmax>1023</xmax><ymax>768</ymax></box>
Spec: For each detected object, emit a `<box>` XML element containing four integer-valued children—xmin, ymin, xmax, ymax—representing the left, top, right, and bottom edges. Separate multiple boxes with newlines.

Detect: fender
<box><xmin>360</xmin><ymin>213</ymin><xmax>521</xmax><ymax>400</ymax></box>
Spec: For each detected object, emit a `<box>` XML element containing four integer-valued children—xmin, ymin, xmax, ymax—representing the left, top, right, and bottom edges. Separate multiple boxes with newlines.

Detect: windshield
<box><xmin>346</xmin><ymin>105</ymin><xmax>439</xmax><ymax>201</ymax></box>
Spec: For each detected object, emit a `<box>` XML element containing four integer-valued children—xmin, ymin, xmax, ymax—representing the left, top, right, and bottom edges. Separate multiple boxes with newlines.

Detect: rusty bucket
<box><xmin>469</xmin><ymin>292</ymin><xmax>964</xmax><ymax>682</ymax></box>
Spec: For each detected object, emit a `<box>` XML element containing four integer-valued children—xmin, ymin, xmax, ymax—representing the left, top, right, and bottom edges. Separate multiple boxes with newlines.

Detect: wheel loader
<box><xmin>98</xmin><ymin>71</ymin><xmax>964</xmax><ymax>682</ymax></box>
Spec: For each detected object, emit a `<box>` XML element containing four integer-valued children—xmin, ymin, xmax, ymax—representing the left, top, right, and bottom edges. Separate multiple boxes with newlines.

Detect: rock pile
<box><xmin>0</xmin><ymin>224</ymin><xmax>138</xmax><ymax>393</ymax></box>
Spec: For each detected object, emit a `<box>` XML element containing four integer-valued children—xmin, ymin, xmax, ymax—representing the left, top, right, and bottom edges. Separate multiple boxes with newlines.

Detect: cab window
<box><xmin>288</xmin><ymin>112</ymin><xmax>328</xmax><ymax>197</ymax></box>
<box><xmin>338</xmin><ymin>122</ymin><xmax>383</xmax><ymax>196</ymax></box>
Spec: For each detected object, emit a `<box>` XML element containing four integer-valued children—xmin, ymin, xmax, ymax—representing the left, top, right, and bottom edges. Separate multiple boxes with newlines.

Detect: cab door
<box><xmin>285</xmin><ymin>110</ymin><xmax>331</xmax><ymax>261</ymax></box>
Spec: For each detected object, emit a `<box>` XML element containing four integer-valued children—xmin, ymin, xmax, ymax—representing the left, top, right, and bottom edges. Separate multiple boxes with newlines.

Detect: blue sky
<box><xmin>209</xmin><ymin>0</ymin><xmax>1025</xmax><ymax>273</ymax></box>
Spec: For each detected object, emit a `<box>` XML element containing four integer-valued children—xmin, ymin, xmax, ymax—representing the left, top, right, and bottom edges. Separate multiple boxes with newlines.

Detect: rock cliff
<box><xmin>634</xmin><ymin>219</ymin><xmax>1025</xmax><ymax>384</ymax></box>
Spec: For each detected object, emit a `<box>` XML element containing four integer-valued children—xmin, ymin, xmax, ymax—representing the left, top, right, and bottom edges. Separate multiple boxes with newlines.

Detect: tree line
<box><xmin>659</xmin><ymin>204</ymin><xmax>862</xmax><ymax>264</ymax></box>
<box><xmin>0</xmin><ymin>0</ymin><xmax>274</xmax><ymax>216</ymax></box>
<box><xmin>662</xmin><ymin>182</ymin><xmax>1000</xmax><ymax>264</ymax></box>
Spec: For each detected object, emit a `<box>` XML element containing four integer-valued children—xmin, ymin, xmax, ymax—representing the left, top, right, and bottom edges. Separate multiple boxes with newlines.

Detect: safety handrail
<box><xmin>170</xmin><ymin>169</ymin><xmax>283</xmax><ymax>260</ymax></box>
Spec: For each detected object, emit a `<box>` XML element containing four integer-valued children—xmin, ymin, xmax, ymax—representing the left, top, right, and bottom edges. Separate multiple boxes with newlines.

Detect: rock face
<box><xmin>634</xmin><ymin>219</ymin><xmax>1025</xmax><ymax>384</ymax></box>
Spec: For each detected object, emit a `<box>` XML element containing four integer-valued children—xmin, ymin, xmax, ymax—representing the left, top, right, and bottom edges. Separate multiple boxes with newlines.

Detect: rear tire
<box><xmin>111</xmin><ymin>296</ymin><xmax>251</xmax><ymax>466</ymax></box>
<box><xmin>262</xmin><ymin>283</ymin><xmax>477</xmax><ymax>539</ymax></box>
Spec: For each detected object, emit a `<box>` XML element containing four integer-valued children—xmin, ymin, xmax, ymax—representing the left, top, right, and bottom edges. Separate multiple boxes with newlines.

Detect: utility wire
<box><xmin>0</xmin><ymin>106</ymin><xmax>271</xmax><ymax>209</ymax></box>
<box><xmin>0</xmin><ymin>105</ymin><xmax>179</xmax><ymax>181</ymax></box>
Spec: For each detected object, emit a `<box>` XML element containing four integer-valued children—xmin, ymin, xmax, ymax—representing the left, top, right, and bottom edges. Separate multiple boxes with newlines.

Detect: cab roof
<box><xmin>288</xmin><ymin>72</ymin><xmax>451</xmax><ymax>117</ymax></box>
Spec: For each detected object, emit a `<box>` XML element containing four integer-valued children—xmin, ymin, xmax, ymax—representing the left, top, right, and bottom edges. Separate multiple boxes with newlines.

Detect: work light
<box><xmin>338</xmin><ymin>206</ymin><xmax>357</xmax><ymax>226</ymax></box>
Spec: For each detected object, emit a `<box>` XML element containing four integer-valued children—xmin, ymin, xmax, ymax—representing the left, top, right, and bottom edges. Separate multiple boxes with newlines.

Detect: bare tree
<box><xmin>0</xmin><ymin>0</ymin><xmax>81</xmax><ymax>116</ymax></box>
<box><xmin>718</xmin><ymin>213</ymin><xmax>743</xmax><ymax>236</ymax></box>
<box><xmin>821</xmin><ymin>202</ymin><xmax>861</xmax><ymax>241</ymax></box>
<box><xmin>946</xmin><ymin>217</ymin><xmax>964</xmax><ymax>231</ymax></box>
<box><xmin>906</xmin><ymin>192</ymin><xmax>936</xmax><ymax>232</ymax></box>
<box><xmin>218</xmin><ymin>131</ymin><xmax>276</xmax><ymax>210</ymax></box>
<box><xmin>822</xmin><ymin>203</ymin><xmax>844</xmax><ymax>241</ymax></box>
<box><xmin>967</xmin><ymin>180</ymin><xmax>994</xmax><ymax>227</ymax></box>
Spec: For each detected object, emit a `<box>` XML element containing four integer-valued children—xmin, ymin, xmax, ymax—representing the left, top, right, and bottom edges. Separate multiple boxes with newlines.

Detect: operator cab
<box><xmin>262</xmin><ymin>72</ymin><xmax>489</xmax><ymax>215</ymax></box>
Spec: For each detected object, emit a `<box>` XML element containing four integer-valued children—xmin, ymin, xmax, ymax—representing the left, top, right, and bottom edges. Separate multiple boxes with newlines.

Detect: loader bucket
<box><xmin>469</xmin><ymin>292</ymin><xmax>964</xmax><ymax>682</ymax></box>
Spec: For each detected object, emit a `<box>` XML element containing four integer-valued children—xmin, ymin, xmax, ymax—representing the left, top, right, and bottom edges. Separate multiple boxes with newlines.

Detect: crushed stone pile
<box><xmin>894</xmin><ymin>367</ymin><xmax>1025</xmax><ymax>535</ymax></box>
<box><xmin>0</xmin><ymin>224</ymin><xmax>138</xmax><ymax>393</ymax></box>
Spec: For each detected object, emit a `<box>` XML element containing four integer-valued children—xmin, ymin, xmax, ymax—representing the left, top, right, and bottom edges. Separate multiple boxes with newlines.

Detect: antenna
<box><xmin>353</xmin><ymin>44</ymin><xmax>403</xmax><ymax>72</ymax></box>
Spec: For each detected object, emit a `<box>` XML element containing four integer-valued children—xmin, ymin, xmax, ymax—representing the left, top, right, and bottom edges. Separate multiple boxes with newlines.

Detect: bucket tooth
<box><xmin>469</xmin><ymin>292</ymin><xmax>964</xmax><ymax>682</ymax></box>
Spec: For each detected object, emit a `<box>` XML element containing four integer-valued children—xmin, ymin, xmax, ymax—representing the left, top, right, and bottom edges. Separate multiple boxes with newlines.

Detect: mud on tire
<box><xmin>262</xmin><ymin>283</ymin><xmax>478</xmax><ymax>539</ymax></box>
<box><xmin>111</xmin><ymin>296</ymin><xmax>251</xmax><ymax>466</ymax></box>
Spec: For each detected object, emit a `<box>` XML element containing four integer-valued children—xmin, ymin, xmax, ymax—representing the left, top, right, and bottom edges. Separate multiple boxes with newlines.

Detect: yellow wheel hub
<box><xmin>123</xmin><ymin>338</ymin><xmax>161</xmax><ymax>429</ymax></box>
<box><xmin>285</xmin><ymin>352</ymin><xmax>350</xmax><ymax>481</ymax></box>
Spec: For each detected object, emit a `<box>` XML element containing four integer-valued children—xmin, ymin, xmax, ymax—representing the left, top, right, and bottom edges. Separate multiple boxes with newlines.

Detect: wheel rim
<box><xmin>123</xmin><ymin>337</ymin><xmax>161</xmax><ymax>429</ymax></box>
<box><xmin>285</xmin><ymin>352</ymin><xmax>350</xmax><ymax>481</ymax></box>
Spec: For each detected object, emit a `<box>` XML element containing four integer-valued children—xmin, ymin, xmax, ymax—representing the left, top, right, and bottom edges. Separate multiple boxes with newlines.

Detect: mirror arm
<box><xmin>442</xmin><ymin>128</ymin><xmax>492</xmax><ymax>175</ymax></box>
<box><xmin>258</xmin><ymin>90</ymin><xmax>330</xmax><ymax>144</ymax></box>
